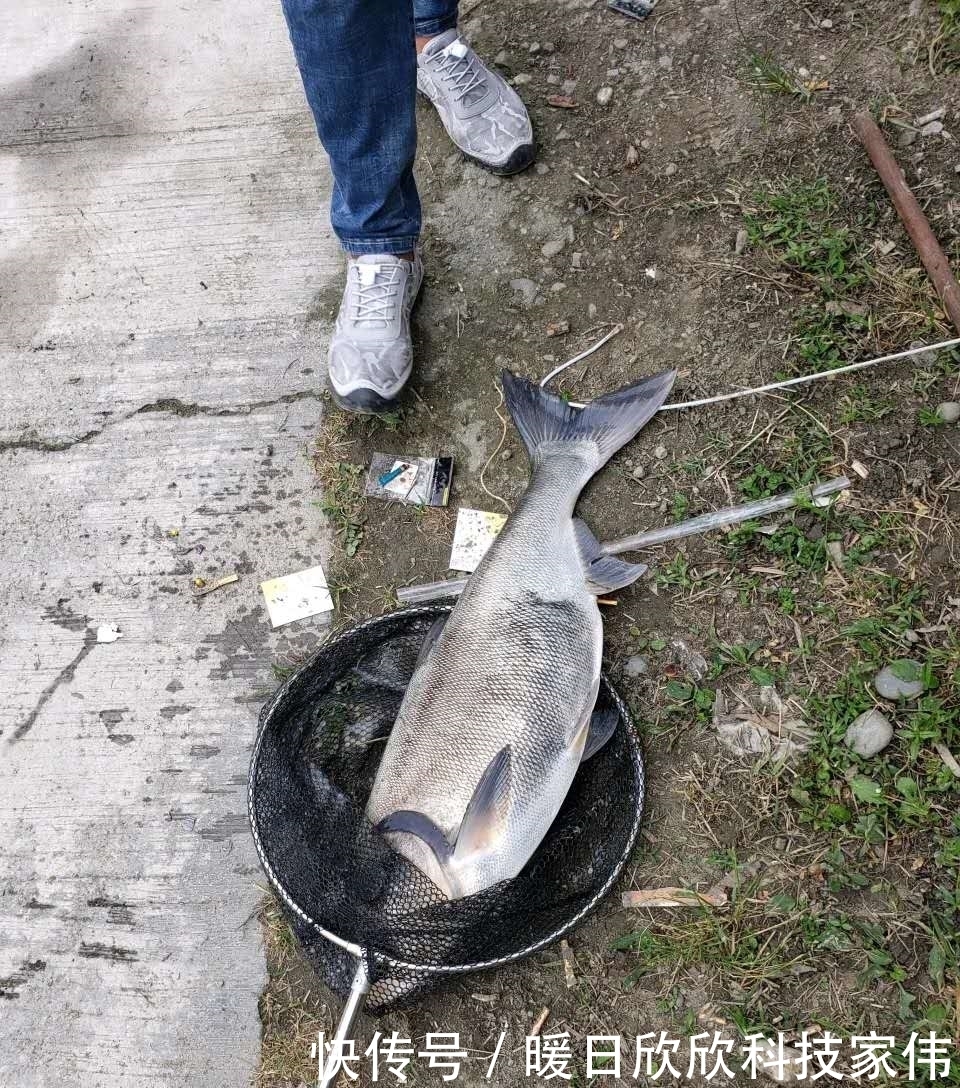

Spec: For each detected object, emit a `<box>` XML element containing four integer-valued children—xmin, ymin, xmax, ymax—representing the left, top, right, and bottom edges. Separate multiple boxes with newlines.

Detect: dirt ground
<box><xmin>256</xmin><ymin>0</ymin><xmax>960</xmax><ymax>1083</ymax></box>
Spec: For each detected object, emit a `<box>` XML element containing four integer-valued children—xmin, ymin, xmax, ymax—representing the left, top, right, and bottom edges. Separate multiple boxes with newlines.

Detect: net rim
<box><xmin>247</xmin><ymin>603</ymin><xmax>645</xmax><ymax>977</ymax></box>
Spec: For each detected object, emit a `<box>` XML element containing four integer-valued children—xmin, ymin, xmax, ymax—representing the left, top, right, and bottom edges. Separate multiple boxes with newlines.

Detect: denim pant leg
<box><xmin>414</xmin><ymin>0</ymin><xmax>459</xmax><ymax>36</ymax></box>
<box><xmin>280</xmin><ymin>0</ymin><xmax>421</xmax><ymax>255</ymax></box>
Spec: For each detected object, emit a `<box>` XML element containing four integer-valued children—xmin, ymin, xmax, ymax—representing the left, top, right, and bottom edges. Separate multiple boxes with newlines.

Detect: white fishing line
<box><xmin>660</xmin><ymin>336</ymin><xmax>960</xmax><ymax>411</ymax></box>
<box><xmin>539</xmin><ymin>324</ymin><xmax>624</xmax><ymax>388</ymax></box>
<box><xmin>541</xmin><ymin>334</ymin><xmax>960</xmax><ymax>411</ymax></box>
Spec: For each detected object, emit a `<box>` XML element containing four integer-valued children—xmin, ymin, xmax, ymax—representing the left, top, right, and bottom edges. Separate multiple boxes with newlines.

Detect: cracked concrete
<box><xmin>0</xmin><ymin>390</ymin><xmax>326</xmax><ymax>453</ymax></box>
<box><xmin>1</xmin><ymin>0</ymin><xmax>338</xmax><ymax>1084</ymax></box>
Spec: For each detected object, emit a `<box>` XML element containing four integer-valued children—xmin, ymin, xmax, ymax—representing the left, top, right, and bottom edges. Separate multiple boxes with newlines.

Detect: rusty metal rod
<box><xmin>852</xmin><ymin>110</ymin><xmax>960</xmax><ymax>334</ymax></box>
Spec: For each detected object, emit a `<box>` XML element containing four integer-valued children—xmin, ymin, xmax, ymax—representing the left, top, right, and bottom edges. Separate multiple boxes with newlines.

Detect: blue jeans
<box><xmin>281</xmin><ymin>0</ymin><xmax>458</xmax><ymax>255</ymax></box>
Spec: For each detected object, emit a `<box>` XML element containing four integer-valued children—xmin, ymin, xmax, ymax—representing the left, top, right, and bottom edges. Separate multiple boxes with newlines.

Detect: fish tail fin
<box><xmin>501</xmin><ymin>368</ymin><xmax>676</xmax><ymax>471</ymax></box>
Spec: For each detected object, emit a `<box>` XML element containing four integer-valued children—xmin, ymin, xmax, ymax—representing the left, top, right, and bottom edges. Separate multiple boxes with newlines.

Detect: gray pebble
<box><xmin>596</xmin><ymin>86</ymin><xmax>614</xmax><ymax>106</ymax></box>
<box><xmin>653</xmin><ymin>444</ymin><xmax>668</xmax><ymax>459</ymax></box>
<box><xmin>874</xmin><ymin>660</ymin><xmax>926</xmax><ymax>700</ymax></box>
<box><xmin>664</xmin><ymin>162</ymin><xmax>678</xmax><ymax>177</ymax></box>
<box><xmin>513</xmin><ymin>73</ymin><xmax>532</xmax><ymax>85</ymax></box>
<box><xmin>500</xmin><ymin>449</ymin><xmax>513</xmax><ymax>461</ymax></box>
<box><xmin>922</xmin><ymin>120</ymin><xmax>944</xmax><ymax>137</ymax></box>
<box><xmin>509</xmin><ymin>278</ymin><xmax>539</xmax><ymax>306</ymax></box>
<box><xmin>550</xmin><ymin>281</ymin><xmax>567</xmax><ymax>292</ymax></box>
<box><xmin>936</xmin><ymin>401</ymin><xmax>960</xmax><ymax>423</ymax></box>
<box><xmin>541</xmin><ymin>237</ymin><xmax>566</xmax><ymax>259</ymax></box>
<box><xmin>631</xmin><ymin>464</ymin><xmax>646</xmax><ymax>480</ymax></box>
<box><xmin>844</xmin><ymin>709</ymin><xmax>894</xmax><ymax>757</ymax></box>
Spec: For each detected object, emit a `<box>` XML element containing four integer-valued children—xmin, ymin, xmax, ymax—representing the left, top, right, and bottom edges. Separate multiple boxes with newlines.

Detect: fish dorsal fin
<box><xmin>581</xmin><ymin>704</ymin><xmax>618</xmax><ymax>761</ymax></box>
<box><xmin>376</xmin><ymin>810</ymin><xmax>453</xmax><ymax>861</ymax></box>
<box><xmin>453</xmin><ymin>745</ymin><xmax>512</xmax><ymax>862</ymax></box>
<box><xmin>573</xmin><ymin>518</ymin><xmax>648</xmax><ymax>594</ymax></box>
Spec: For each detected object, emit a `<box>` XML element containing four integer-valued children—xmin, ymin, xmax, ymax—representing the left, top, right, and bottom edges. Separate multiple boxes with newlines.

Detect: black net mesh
<box><xmin>249</xmin><ymin>605</ymin><xmax>644</xmax><ymax>1011</ymax></box>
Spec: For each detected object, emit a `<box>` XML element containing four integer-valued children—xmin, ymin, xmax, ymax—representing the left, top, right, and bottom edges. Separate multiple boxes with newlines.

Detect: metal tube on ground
<box><xmin>601</xmin><ymin>476</ymin><xmax>851</xmax><ymax>555</ymax></box>
<box><xmin>852</xmin><ymin>111</ymin><xmax>960</xmax><ymax>334</ymax></box>
<box><xmin>396</xmin><ymin>577</ymin><xmax>469</xmax><ymax>605</ymax></box>
<box><xmin>395</xmin><ymin>477</ymin><xmax>851</xmax><ymax>602</ymax></box>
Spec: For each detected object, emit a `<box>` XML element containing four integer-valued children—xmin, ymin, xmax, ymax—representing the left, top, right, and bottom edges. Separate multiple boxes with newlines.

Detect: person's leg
<box><xmin>413</xmin><ymin>0</ymin><xmax>458</xmax><ymax>49</ymax></box>
<box><xmin>280</xmin><ymin>0</ymin><xmax>420</xmax><ymax>256</ymax></box>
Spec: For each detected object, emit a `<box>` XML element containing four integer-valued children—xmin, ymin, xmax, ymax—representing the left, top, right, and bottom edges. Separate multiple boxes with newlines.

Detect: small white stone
<box><xmin>653</xmin><ymin>444</ymin><xmax>668</xmax><ymax>459</ymax></box>
<box><xmin>844</xmin><ymin>710</ymin><xmax>893</xmax><ymax>757</ymax></box>
<box><xmin>820</xmin><ymin>17</ymin><xmax>833</xmax><ymax>27</ymax></box>
<box><xmin>596</xmin><ymin>86</ymin><xmax>614</xmax><ymax>106</ymax></box>
<box><xmin>936</xmin><ymin>401</ymin><xmax>960</xmax><ymax>423</ymax></box>
<box><xmin>921</xmin><ymin>120</ymin><xmax>944</xmax><ymax>137</ymax></box>
<box><xmin>874</xmin><ymin>660</ymin><xmax>926</xmax><ymax>700</ymax></box>
<box><xmin>664</xmin><ymin>162</ymin><xmax>678</xmax><ymax>177</ymax></box>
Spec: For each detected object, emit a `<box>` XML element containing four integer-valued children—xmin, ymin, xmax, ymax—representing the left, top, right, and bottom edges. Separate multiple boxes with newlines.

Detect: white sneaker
<box><xmin>328</xmin><ymin>253</ymin><xmax>424</xmax><ymax>414</ymax></box>
<box><xmin>417</xmin><ymin>31</ymin><xmax>535</xmax><ymax>175</ymax></box>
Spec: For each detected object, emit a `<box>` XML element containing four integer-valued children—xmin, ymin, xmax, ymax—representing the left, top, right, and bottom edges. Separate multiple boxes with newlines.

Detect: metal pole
<box><xmin>318</xmin><ymin>959</ymin><xmax>371</xmax><ymax>1088</ymax></box>
<box><xmin>601</xmin><ymin>475</ymin><xmax>851</xmax><ymax>555</ymax></box>
<box><xmin>853</xmin><ymin>110</ymin><xmax>960</xmax><ymax>334</ymax></box>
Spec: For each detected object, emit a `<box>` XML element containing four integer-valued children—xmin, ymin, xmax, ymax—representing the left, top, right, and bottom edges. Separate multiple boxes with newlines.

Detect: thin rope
<box><xmin>539</xmin><ymin>324</ymin><xmax>624</xmax><ymax>387</ymax></box>
<box><xmin>540</xmin><ymin>334</ymin><xmax>960</xmax><ymax>411</ymax></box>
<box><xmin>660</xmin><ymin>336</ymin><xmax>960</xmax><ymax>411</ymax></box>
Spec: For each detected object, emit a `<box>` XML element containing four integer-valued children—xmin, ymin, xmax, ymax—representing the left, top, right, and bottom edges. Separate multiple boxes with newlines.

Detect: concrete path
<box><xmin>0</xmin><ymin>2</ymin><xmax>338</xmax><ymax>1084</ymax></box>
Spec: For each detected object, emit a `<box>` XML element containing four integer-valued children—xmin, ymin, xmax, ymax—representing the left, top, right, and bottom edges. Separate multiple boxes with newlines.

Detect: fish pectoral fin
<box><xmin>573</xmin><ymin>518</ymin><xmax>648</xmax><ymax>593</ymax></box>
<box><xmin>453</xmin><ymin>745</ymin><xmax>513</xmax><ymax>863</ymax></box>
<box><xmin>376</xmin><ymin>810</ymin><xmax>454</xmax><ymax>862</ymax></box>
<box><xmin>413</xmin><ymin>615</ymin><xmax>449</xmax><ymax>671</ymax></box>
<box><xmin>581</xmin><ymin>705</ymin><xmax>618</xmax><ymax>761</ymax></box>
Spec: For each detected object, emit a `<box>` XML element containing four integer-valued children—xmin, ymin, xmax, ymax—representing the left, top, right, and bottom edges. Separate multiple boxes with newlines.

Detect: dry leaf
<box><xmin>546</xmin><ymin>94</ymin><xmax>578</xmax><ymax>109</ymax></box>
<box><xmin>622</xmin><ymin>886</ymin><xmax>727</xmax><ymax>909</ymax></box>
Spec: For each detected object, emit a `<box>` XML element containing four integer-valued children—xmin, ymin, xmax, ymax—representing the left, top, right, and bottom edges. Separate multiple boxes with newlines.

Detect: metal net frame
<box><xmin>248</xmin><ymin>604</ymin><xmax>645</xmax><ymax>1051</ymax></box>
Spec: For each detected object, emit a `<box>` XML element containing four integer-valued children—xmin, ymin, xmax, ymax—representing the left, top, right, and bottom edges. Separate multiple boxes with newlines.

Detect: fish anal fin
<box><xmin>453</xmin><ymin>745</ymin><xmax>512</xmax><ymax>861</ymax></box>
<box><xmin>376</xmin><ymin>810</ymin><xmax>454</xmax><ymax>862</ymax></box>
<box><xmin>573</xmin><ymin>518</ymin><xmax>648</xmax><ymax>593</ymax></box>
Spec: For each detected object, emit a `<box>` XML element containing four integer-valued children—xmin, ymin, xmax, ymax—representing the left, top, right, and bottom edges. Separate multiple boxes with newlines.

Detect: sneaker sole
<box><xmin>465</xmin><ymin>141</ymin><xmax>536</xmax><ymax>176</ymax></box>
<box><xmin>330</xmin><ymin>385</ymin><xmax>403</xmax><ymax>415</ymax></box>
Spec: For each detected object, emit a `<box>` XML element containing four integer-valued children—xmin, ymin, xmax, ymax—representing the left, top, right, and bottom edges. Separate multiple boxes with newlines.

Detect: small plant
<box><xmin>743</xmin><ymin>52</ymin><xmax>809</xmax><ymax>99</ymax></box>
<box><xmin>934</xmin><ymin>0</ymin><xmax>960</xmax><ymax>72</ymax></box>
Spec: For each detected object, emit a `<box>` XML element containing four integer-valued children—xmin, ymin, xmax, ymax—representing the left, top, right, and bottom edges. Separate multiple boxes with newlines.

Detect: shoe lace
<box><xmin>434</xmin><ymin>42</ymin><xmax>487</xmax><ymax>107</ymax></box>
<box><xmin>349</xmin><ymin>264</ymin><xmax>403</xmax><ymax>326</ymax></box>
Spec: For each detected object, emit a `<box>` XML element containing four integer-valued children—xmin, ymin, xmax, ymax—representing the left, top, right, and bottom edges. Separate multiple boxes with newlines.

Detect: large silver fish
<box><xmin>366</xmin><ymin>367</ymin><xmax>676</xmax><ymax>899</ymax></box>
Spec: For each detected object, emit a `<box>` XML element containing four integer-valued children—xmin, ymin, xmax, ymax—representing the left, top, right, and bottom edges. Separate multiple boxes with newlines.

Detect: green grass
<box><xmin>935</xmin><ymin>0</ymin><xmax>960</xmax><ymax>71</ymax></box>
<box><xmin>743</xmin><ymin>52</ymin><xmax>809</xmax><ymax>99</ymax></box>
<box><xmin>316</xmin><ymin>461</ymin><xmax>366</xmax><ymax>557</ymax></box>
<box><xmin>744</xmin><ymin>179</ymin><xmax>878</xmax><ymax>373</ymax></box>
<box><xmin>839</xmin><ymin>385</ymin><xmax>895</xmax><ymax>423</ymax></box>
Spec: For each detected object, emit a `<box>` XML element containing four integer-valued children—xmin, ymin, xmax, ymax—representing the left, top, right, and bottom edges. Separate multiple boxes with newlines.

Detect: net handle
<box><xmin>319</xmin><ymin>959</ymin><xmax>370</xmax><ymax>1088</ymax></box>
